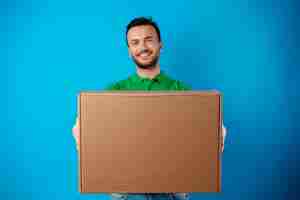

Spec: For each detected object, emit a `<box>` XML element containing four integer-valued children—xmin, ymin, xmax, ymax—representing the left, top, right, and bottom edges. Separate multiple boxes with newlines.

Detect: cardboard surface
<box><xmin>78</xmin><ymin>91</ymin><xmax>222</xmax><ymax>193</ymax></box>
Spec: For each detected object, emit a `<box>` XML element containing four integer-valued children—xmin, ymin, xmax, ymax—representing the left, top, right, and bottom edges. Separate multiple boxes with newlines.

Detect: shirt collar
<box><xmin>132</xmin><ymin>70</ymin><xmax>166</xmax><ymax>83</ymax></box>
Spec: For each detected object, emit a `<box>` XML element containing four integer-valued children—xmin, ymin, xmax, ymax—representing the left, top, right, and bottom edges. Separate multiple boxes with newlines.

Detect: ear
<box><xmin>128</xmin><ymin>48</ymin><xmax>132</xmax><ymax>58</ymax></box>
<box><xmin>160</xmin><ymin>42</ymin><xmax>163</xmax><ymax>50</ymax></box>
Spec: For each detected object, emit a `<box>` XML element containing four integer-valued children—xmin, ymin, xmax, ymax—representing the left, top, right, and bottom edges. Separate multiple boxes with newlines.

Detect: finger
<box><xmin>222</xmin><ymin>125</ymin><xmax>227</xmax><ymax>138</ymax></box>
<box><xmin>220</xmin><ymin>142</ymin><xmax>224</xmax><ymax>153</ymax></box>
<box><xmin>76</xmin><ymin>142</ymin><xmax>80</xmax><ymax>151</ymax></box>
<box><xmin>75</xmin><ymin>117</ymin><xmax>79</xmax><ymax>126</ymax></box>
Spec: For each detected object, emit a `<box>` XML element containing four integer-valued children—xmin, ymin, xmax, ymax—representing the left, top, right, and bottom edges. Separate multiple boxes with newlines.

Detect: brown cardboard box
<box><xmin>78</xmin><ymin>91</ymin><xmax>222</xmax><ymax>193</ymax></box>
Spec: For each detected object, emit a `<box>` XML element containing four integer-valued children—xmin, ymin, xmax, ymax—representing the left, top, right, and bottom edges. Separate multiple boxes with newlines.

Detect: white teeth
<box><xmin>140</xmin><ymin>53</ymin><xmax>150</xmax><ymax>57</ymax></box>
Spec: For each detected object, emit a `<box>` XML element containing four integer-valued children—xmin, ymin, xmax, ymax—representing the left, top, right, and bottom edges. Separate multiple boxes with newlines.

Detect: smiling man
<box><xmin>72</xmin><ymin>17</ymin><xmax>227</xmax><ymax>200</ymax></box>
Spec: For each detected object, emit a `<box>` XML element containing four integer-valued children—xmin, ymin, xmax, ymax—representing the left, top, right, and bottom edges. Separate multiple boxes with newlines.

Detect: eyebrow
<box><xmin>129</xmin><ymin>39</ymin><xmax>139</xmax><ymax>43</ymax></box>
<box><xmin>130</xmin><ymin>35</ymin><xmax>154</xmax><ymax>41</ymax></box>
<box><xmin>144</xmin><ymin>36</ymin><xmax>154</xmax><ymax>39</ymax></box>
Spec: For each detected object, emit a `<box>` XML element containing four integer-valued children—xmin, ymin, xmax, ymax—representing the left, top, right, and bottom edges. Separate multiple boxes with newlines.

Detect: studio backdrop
<box><xmin>2</xmin><ymin>0</ymin><xmax>300</xmax><ymax>200</ymax></box>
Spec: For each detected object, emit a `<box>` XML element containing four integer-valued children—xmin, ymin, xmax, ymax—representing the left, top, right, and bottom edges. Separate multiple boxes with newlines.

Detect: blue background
<box><xmin>2</xmin><ymin>0</ymin><xmax>300</xmax><ymax>199</ymax></box>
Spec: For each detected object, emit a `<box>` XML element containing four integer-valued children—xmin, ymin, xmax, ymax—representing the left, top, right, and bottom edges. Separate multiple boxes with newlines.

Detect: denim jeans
<box><xmin>111</xmin><ymin>193</ymin><xmax>190</xmax><ymax>200</ymax></box>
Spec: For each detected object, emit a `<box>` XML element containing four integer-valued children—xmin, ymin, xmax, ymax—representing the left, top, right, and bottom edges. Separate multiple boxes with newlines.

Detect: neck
<box><xmin>136</xmin><ymin>64</ymin><xmax>161</xmax><ymax>79</ymax></box>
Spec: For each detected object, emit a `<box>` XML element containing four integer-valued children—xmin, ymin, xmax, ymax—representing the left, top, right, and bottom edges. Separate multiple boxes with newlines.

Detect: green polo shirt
<box><xmin>106</xmin><ymin>70</ymin><xmax>191</xmax><ymax>197</ymax></box>
<box><xmin>106</xmin><ymin>70</ymin><xmax>191</xmax><ymax>91</ymax></box>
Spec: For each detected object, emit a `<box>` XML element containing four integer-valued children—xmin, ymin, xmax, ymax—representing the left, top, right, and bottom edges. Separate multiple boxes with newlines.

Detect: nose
<box><xmin>140</xmin><ymin>40</ymin><xmax>148</xmax><ymax>50</ymax></box>
<box><xmin>138</xmin><ymin>44</ymin><xmax>149</xmax><ymax>55</ymax></box>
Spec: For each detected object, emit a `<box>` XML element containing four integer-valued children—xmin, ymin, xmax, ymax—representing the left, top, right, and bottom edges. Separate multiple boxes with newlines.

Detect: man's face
<box><xmin>127</xmin><ymin>25</ymin><xmax>162</xmax><ymax>69</ymax></box>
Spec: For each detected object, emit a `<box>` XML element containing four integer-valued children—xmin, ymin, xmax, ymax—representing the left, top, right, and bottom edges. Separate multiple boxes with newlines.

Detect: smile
<box><xmin>139</xmin><ymin>52</ymin><xmax>152</xmax><ymax>58</ymax></box>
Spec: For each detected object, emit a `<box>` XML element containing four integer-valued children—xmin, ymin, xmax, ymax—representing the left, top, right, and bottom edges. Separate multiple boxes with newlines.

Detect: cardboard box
<box><xmin>78</xmin><ymin>91</ymin><xmax>222</xmax><ymax>193</ymax></box>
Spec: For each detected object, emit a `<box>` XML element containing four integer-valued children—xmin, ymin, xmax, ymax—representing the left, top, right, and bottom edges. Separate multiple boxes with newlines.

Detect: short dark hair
<box><xmin>126</xmin><ymin>17</ymin><xmax>161</xmax><ymax>46</ymax></box>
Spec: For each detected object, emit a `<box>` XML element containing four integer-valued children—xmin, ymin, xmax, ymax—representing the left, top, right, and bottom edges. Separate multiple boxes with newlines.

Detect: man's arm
<box><xmin>221</xmin><ymin>123</ymin><xmax>227</xmax><ymax>153</ymax></box>
<box><xmin>72</xmin><ymin>117</ymin><xmax>80</xmax><ymax>151</ymax></box>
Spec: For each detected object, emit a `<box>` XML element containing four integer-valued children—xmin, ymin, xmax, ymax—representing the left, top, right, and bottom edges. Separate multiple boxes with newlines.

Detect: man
<box><xmin>72</xmin><ymin>17</ymin><xmax>227</xmax><ymax>200</ymax></box>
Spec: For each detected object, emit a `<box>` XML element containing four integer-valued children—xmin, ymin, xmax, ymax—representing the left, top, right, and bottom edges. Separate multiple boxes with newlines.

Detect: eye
<box><xmin>130</xmin><ymin>40</ymin><xmax>139</xmax><ymax>46</ymax></box>
<box><xmin>146</xmin><ymin>38</ymin><xmax>153</xmax><ymax>42</ymax></box>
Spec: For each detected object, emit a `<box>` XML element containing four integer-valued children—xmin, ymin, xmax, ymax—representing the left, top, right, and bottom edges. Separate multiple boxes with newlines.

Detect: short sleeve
<box><xmin>172</xmin><ymin>80</ymin><xmax>192</xmax><ymax>91</ymax></box>
<box><xmin>105</xmin><ymin>82</ymin><xmax>121</xmax><ymax>91</ymax></box>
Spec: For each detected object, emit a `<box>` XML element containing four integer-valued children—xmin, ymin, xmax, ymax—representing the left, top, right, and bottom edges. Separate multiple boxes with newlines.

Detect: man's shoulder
<box><xmin>169</xmin><ymin>79</ymin><xmax>192</xmax><ymax>91</ymax></box>
<box><xmin>162</xmin><ymin>73</ymin><xmax>192</xmax><ymax>91</ymax></box>
<box><xmin>105</xmin><ymin>75</ymin><xmax>133</xmax><ymax>90</ymax></box>
<box><xmin>105</xmin><ymin>71</ymin><xmax>192</xmax><ymax>91</ymax></box>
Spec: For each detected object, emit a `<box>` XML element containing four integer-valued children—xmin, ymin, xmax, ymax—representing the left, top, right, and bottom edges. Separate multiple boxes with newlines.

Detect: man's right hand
<box><xmin>72</xmin><ymin>117</ymin><xmax>80</xmax><ymax>150</ymax></box>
